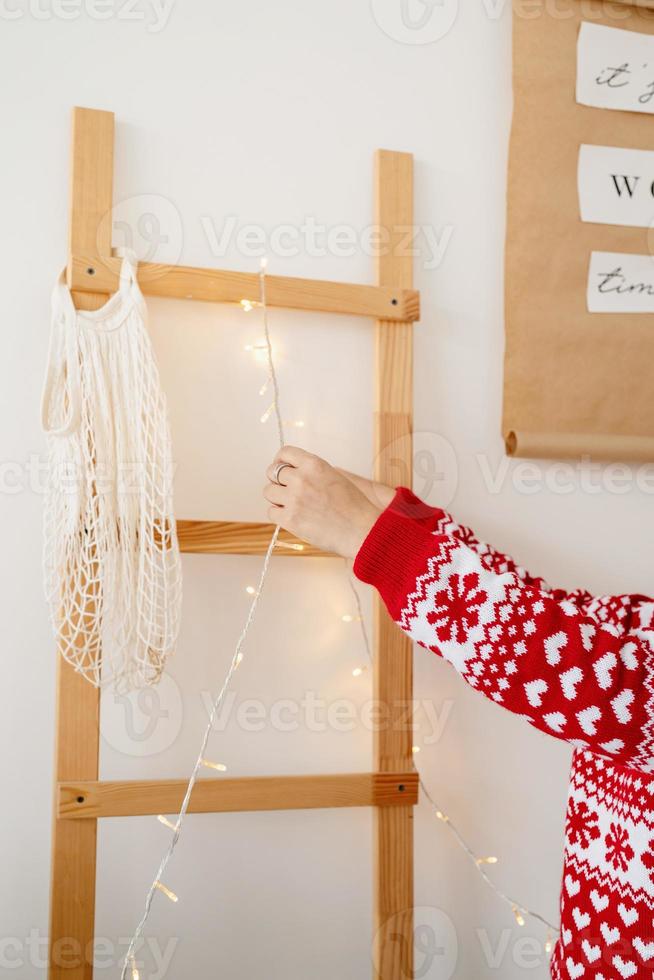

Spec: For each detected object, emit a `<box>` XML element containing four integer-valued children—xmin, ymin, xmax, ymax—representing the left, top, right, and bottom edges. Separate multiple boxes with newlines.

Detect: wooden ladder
<box><xmin>49</xmin><ymin>105</ymin><xmax>420</xmax><ymax>980</ymax></box>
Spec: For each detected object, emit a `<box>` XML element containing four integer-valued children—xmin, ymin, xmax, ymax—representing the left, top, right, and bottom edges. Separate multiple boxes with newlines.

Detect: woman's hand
<box><xmin>263</xmin><ymin>447</ymin><xmax>383</xmax><ymax>558</ymax></box>
<box><xmin>336</xmin><ymin>468</ymin><xmax>395</xmax><ymax>511</ymax></box>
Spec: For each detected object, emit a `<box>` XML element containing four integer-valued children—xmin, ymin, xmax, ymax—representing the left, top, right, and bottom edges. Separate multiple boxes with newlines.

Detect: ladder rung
<box><xmin>69</xmin><ymin>252</ymin><xmax>421</xmax><ymax>322</ymax></box>
<box><xmin>177</xmin><ymin>520</ymin><xmax>330</xmax><ymax>557</ymax></box>
<box><xmin>57</xmin><ymin>772</ymin><xmax>419</xmax><ymax>819</ymax></box>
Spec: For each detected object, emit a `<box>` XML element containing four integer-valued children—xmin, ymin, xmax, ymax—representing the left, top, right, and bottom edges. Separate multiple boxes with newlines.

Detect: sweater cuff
<box><xmin>388</xmin><ymin>486</ymin><xmax>448</xmax><ymax>530</ymax></box>
<box><xmin>354</xmin><ymin>493</ymin><xmax>447</xmax><ymax>620</ymax></box>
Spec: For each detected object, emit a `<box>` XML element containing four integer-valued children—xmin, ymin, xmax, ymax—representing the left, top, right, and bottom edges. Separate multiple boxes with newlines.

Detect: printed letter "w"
<box><xmin>610</xmin><ymin>174</ymin><xmax>640</xmax><ymax>198</ymax></box>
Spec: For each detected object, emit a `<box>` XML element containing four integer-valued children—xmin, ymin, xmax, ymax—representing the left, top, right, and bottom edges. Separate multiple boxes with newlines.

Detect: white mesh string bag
<box><xmin>41</xmin><ymin>252</ymin><xmax>182</xmax><ymax>691</ymax></box>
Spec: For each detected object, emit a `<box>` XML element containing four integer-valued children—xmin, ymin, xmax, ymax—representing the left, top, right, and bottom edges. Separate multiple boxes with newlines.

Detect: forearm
<box><xmin>336</xmin><ymin>468</ymin><xmax>395</xmax><ymax>511</ymax></box>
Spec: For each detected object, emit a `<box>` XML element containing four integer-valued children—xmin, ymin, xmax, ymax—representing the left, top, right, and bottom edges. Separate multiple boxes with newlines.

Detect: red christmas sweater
<box><xmin>354</xmin><ymin>488</ymin><xmax>654</xmax><ymax>980</ymax></box>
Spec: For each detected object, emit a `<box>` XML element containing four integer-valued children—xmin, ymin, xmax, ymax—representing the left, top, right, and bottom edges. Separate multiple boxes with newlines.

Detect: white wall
<box><xmin>2</xmin><ymin>1</ymin><xmax>654</xmax><ymax>978</ymax></box>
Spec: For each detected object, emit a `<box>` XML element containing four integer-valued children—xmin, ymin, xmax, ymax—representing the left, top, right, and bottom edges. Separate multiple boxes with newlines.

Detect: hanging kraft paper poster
<box><xmin>503</xmin><ymin>0</ymin><xmax>654</xmax><ymax>461</ymax></box>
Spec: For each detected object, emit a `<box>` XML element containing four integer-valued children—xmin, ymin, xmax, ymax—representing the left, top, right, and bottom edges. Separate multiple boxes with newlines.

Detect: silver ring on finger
<box><xmin>273</xmin><ymin>462</ymin><xmax>293</xmax><ymax>486</ymax></box>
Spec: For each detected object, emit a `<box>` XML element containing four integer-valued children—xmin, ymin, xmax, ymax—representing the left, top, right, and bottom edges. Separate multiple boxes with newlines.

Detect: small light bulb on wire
<box><xmin>245</xmin><ymin>585</ymin><xmax>257</xmax><ymax>595</ymax></box>
<box><xmin>412</xmin><ymin>745</ymin><xmax>421</xmax><ymax>754</ymax></box>
<box><xmin>154</xmin><ymin>881</ymin><xmax>178</xmax><ymax>903</ymax></box>
<box><xmin>352</xmin><ymin>666</ymin><xmax>367</xmax><ymax>677</ymax></box>
<box><xmin>276</xmin><ymin>539</ymin><xmax>305</xmax><ymax>552</ymax></box>
<box><xmin>239</xmin><ymin>298</ymin><xmax>262</xmax><ymax>312</ymax></box>
<box><xmin>131</xmin><ymin>962</ymin><xmax>140</xmax><ymax>980</ymax></box>
<box><xmin>435</xmin><ymin>810</ymin><xmax>449</xmax><ymax>823</ymax></box>
<box><xmin>544</xmin><ymin>932</ymin><xmax>553</xmax><ymax>954</ymax></box>
<box><xmin>245</xmin><ymin>342</ymin><xmax>269</xmax><ymax>353</ymax></box>
<box><xmin>512</xmin><ymin>906</ymin><xmax>526</xmax><ymax>927</ymax></box>
<box><xmin>157</xmin><ymin>815</ymin><xmax>179</xmax><ymax>832</ymax></box>
<box><xmin>200</xmin><ymin>758</ymin><xmax>227</xmax><ymax>772</ymax></box>
<box><xmin>476</xmin><ymin>855</ymin><xmax>498</xmax><ymax>866</ymax></box>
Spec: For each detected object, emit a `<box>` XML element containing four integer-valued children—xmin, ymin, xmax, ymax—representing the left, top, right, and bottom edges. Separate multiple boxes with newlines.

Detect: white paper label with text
<box><xmin>587</xmin><ymin>251</ymin><xmax>654</xmax><ymax>313</ymax></box>
<box><xmin>577</xmin><ymin>22</ymin><xmax>654</xmax><ymax>114</ymax></box>
<box><xmin>578</xmin><ymin>144</ymin><xmax>654</xmax><ymax>227</ymax></box>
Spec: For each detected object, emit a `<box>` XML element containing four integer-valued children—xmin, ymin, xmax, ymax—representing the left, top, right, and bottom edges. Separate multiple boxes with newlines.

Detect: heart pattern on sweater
<box><xmin>580</xmin><ymin>622</ymin><xmax>596</xmax><ymax>651</ymax></box>
<box><xmin>524</xmin><ymin>678</ymin><xmax>548</xmax><ymax>707</ymax></box>
<box><xmin>619</xmin><ymin>641</ymin><xmax>638</xmax><ymax>670</ymax></box>
<box><xmin>611</xmin><ymin>689</ymin><xmax>635</xmax><ymax>725</ymax></box>
<box><xmin>633</xmin><ymin>937</ymin><xmax>654</xmax><ymax>960</ymax></box>
<box><xmin>581</xmin><ymin>939</ymin><xmax>600</xmax><ymax>963</ymax></box>
<box><xmin>618</xmin><ymin>904</ymin><xmax>639</xmax><ymax>927</ymax></box>
<box><xmin>544</xmin><ymin>711</ymin><xmax>567</xmax><ymax>732</ymax></box>
<box><xmin>577</xmin><ymin>705</ymin><xmax>601</xmax><ymax>736</ymax></box>
<box><xmin>593</xmin><ymin>651</ymin><xmax>617</xmax><ymax>690</ymax></box>
<box><xmin>572</xmin><ymin>907</ymin><xmax>591</xmax><ymax>930</ymax></box>
<box><xmin>600</xmin><ymin>922</ymin><xmax>620</xmax><ymax>945</ymax></box>
<box><xmin>561</xmin><ymin>666</ymin><xmax>583</xmax><ymax>701</ymax></box>
<box><xmin>566</xmin><ymin>957</ymin><xmax>585</xmax><ymax>978</ymax></box>
<box><xmin>612</xmin><ymin>955</ymin><xmax>637</xmax><ymax>978</ymax></box>
<box><xmin>590</xmin><ymin>889</ymin><xmax>609</xmax><ymax>912</ymax></box>
<box><xmin>545</xmin><ymin>630</ymin><xmax>567</xmax><ymax>665</ymax></box>
<box><xmin>599</xmin><ymin>738</ymin><xmax>624</xmax><ymax>754</ymax></box>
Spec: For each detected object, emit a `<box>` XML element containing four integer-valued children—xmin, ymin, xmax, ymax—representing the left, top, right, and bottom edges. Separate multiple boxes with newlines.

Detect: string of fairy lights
<box><xmin>345</xmin><ymin>575</ymin><xmax>558</xmax><ymax>942</ymax></box>
<box><xmin>120</xmin><ymin>261</ymin><xmax>285</xmax><ymax>980</ymax></box>
<box><xmin>122</xmin><ymin>259</ymin><xmax>557</xmax><ymax>978</ymax></box>
<box><xmin>240</xmin><ymin>271</ymin><xmax>559</xmax><ymax>942</ymax></box>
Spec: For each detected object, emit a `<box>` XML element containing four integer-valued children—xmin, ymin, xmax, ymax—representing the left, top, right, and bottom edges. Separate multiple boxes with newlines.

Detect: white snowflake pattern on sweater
<box><xmin>354</xmin><ymin>488</ymin><xmax>654</xmax><ymax>980</ymax></box>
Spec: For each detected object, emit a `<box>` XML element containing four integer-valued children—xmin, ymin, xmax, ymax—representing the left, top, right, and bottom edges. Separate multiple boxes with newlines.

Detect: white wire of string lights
<box><xmin>124</xmin><ymin>263</ymin><xmax>556</xmax><ymax>979</ymax></box>
<box><xmin>346</xmin><ymin>574</ymin><xmax>559</xmax><ymax>942</ymax></box>
<box><xmin>121</xmin><ymin>260</ymin><xmax>284</xmax><ymax>980</ymax></box>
